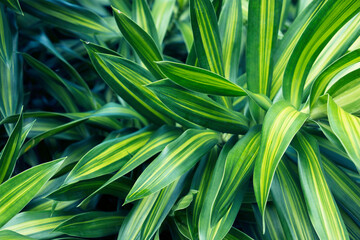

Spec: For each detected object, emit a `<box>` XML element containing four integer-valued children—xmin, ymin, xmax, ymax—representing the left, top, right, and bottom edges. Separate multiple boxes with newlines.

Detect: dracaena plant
<box><xmin>0</xmin><ymin>0</ymin><xmax>360</xmax><ymax>239</ymax></box>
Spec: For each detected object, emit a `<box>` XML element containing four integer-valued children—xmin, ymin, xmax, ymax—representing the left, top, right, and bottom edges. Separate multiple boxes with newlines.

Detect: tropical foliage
<box><xmin>0</xmin><ymin>0</ymin><xmax>360</xmax><ymax>239</ymax></box>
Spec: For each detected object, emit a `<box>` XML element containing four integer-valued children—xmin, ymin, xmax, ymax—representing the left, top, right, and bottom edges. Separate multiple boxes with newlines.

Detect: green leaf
<box><xmin>0</xmin><ymin>211</ymin><xmax>72</xmax><ymax>239</ymax></box>
<box><xmin>322</xmin><ymin>156</ymin><xmax>360</xmax><ymax>222</ymax></box>
<box><xmin>253</xmin><ymin>100</ymin><xmax>308</xmax><ymax>222</ymax></box>
<box><xmin>21</xmin><ymin>0</ymin><xmax>113</xmax><ymax>34</ymax></box>
<box><xmin>171</xmin><ymin>190</ymin><xmax>198</xmax><ymax>214</ymax></box>
<box><xmin>293</xmin><ymin>132</ymin><xmax>349</xmax><ymax>240</ymax></box>
<box><xmin>328</xmin><ymin>95</ymin><xmax>360</xmax><ymax>172</ymax></box>
<box><xmin>283</xmin><ymin>0</ymin><xmax>360</xmax><ymax>108</ymax></box>
<box><xmin>110</xmin><ymin>0</ymin><xmax>131</xmax><ymax>16</ymax></box>
<box><xmin>78</xmin><ymin>125</ymin><xmax>181</xmax><ymax>206</ymax></box>
<box><xmin>271</xmin><ymin>158</ymin><xmax>318</xmax><ymax>239</ymax></box>
<box><xmin>19</xmin><ymin>118</ymin><xmax>88</xmax><ymax>155</ymax></box>
<box><xmin>219</xmin><ymin>0</ymin><xmax>242</xmax><ymax>82</ymax></box>
<box><xmin>0</xmin><ymin>0</ymin><xmax>22</xmax><ymax>14</ymax></box>
<box><xmin>151</xmin><ymin>0</ymin><xmax>176</xmax><ymax>43</ymax></box>
<box><xmin>212</xmin><ymin>126</ymin><xmax>261</xmax><ymax>223</ymax></box>
<box><xmin>0</xmin><ymin>111</ymin><xmax>33</xmax><ymax>183</ymax></box>
<box><xmin>309</xmin><ymin>49</ymin><xmax>360</xmax><ymax>111</ymax></box>
<box><xmin>0</xmin><ymin>230</ymin><xmax>35</xmax><ymax>240</ymax></box>
<box><xmin>246</xmin><ymin>0</ymin><xmax>281</xmax><ymax>120</ymax></box>
<box><xmin>0</xmin><ymin>158</ymin><xmax>64</xmax><ymax>227</ymax></box>
<box><xmin>55</xmin><ymin>212</ymin><xmax>124</xmax><ymax>238</ymax></box>
<box><xmin>47</xmin><ymin>175</ymin><xmax>133</xmax><ymax>201</ymax></box>
<box><xmin>119</xmin><ymin>178</ymin><xmax>185</xmax><ymax>240</ymax></box>
<box><xmin>148</xmin><ymin>79</ymin><xmax>249</xmax><ymax>134</ymax></box>
<box><xmin>125</xmin><ymin>129</ymin><xmax>219</xmax><ymax>203</ymax></box>
<box><xmin>64</xmin><ymin>126</ymin><xmax>154</xmax><ymax>185</ymax></box>
<box><xmin>133</xmin><ymin>0</ymin><xmax>160</xmax><ymax>48</ymax></box>
<box><xmin>112</xmin><ymin>6</ymin><xmax>164</xmax><ymax>79</ymax></box>
<box><xmin>190</xmin><ymin>0</ymin><xmax>229</xmax><ymax>108</ymax></box>
<box><xmin>0</xmin><ymin>5</ymin><xmax>13</xmax><ymax>63</ymax></box>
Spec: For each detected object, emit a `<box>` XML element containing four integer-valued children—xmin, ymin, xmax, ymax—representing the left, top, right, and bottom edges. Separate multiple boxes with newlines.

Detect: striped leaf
<box><xmin>270</xmin><ymin>0</ymin><xmax>324</xmax><ymax>99</ymax></box>
<box><xmin>253</xmin><ymin>100</ymin><xmax>308</xmax><ymax>221</ymax></box>
<box><xmin>55</xmin><ymin>212</ymin><xmax>124</xmax><ymax>238</ymax></box>
<box><xmin>147</xmin><ymin>79</ymin><xmax>249</xmax><ymax>134</ymax></box>
<box><xmin>0</xmin><ymin>230</ymin><xmax>35</xmax><ymax>240</ymax></box>
<box><xmin>19</xmin><ymin>118</ymin><xmax>88</xmax><ymax>155</ymax></box>
<box><xmin>133</xmin><ymin>0</ymin><xmax>160</xmax><ymax>48</ymax></box>
<box><xmin>112</xmin><ymin>6</ymin><xmax>164</xmax><ymax>79</ymax></box>
<box><xmin>0</xmin><ymin>158</ymin><xmax>64</xmax><ymax>227</ymax></box>
<box><xmin>0</xmin><ymin>211</ymin><xmax>72</xmax><ymax>239</ymax></box>
<box><xmin>246</xmin><ymin>0</ymin><xmax>281</xmax><ymax>120</ymax></box>
<box><xmin>190</xmin><ymin>0</ymin><xmax>230</xmax><ymax>108</ymax></box>
<box><xmin>219</xmin><ymin>0</ymin><xmax>242</xmax><ymax>82</ymax></box>
<box><xmin>0</xmin><ymin>0</ymin><xmax>22</xmax><ymax>14</ymax></box>
<box><xmin>125</xmin><ymin>129</ymin><xmax>219</xmax><ymax>203</ymax></box>
<box><xmin>110</xmin><ymin>0</ymin><xmax>131</xmax><ymax>16</ymax></box>
<box><xmin>309</xmin><ymin>49</ymin><xmax>360</xmax><ymax>111</ymax></box>
<box><xmin>156</xmin><ymin>61</ymin><xmax>272</xmax><ymax>110</ymax></box>
<box><xmin>271</xmin><ymin>158</ymin><xmax>318</xmax><ymax>239</ymax></box>
<box><xmin>47</xmin><ymin>175</ymin><xmax>133</xmax><ymax>201</ymax></box>
<box><xmin>119</xmin><ymin>178</ymin><xmax>185</xmax><ymax>240</ymax></box>
<box><xmin>283</xmin><ymin>0</ymin><xmax>360</xmax><ymax>108</ymax></box>
<box><xmin>322</xmin><ymin>156</ymin><xmax>360</xmax><ymax>221</ymax></box>
<box><xmin>64</xmin><ymin>126</ymin><xmax>154</xmax><ymax>185</ymax></box>
<box><xmin>0</xmin><ymin>5</ymin><xmax>13</xmax><ymax>63</ymax></box>
<box><xmin>293</xmin><ymin>132</ymin><xmax>349</xmax><ymax>240</ymax></box>
<box><xmin>21</xmin><ymin>0</ymin><xmax>113</xmax><ymax>34</ymax></box>
<box><xmin>0</xmin><ymin>111</ymin><xmax>33</xmax><ymax>183</ymax></box>
<box><xmin>78</xmin><ymin>125</ymin><xmax>181</xmax><ymax>206</ymax></box>
<box><xmin>151</xmin><ymin>0</ymin><xmax>176</xmax><ymax>43</ymax></box>
<box><xmin>328</xmin><ymin>96</ymin><xmax>360</xmax><ymax>172</ymax></box>
<box><xmin>212</xmin><ymin>126</ymin><xmax>261</xmax><ymax>223</ymax></box>
<box><xmin>253</xmin><ymin>204</ymin><xmax>286</xmax><ymax>239</ymax></box>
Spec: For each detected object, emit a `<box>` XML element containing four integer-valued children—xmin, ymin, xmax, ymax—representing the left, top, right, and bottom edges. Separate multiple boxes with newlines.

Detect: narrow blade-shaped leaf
<box><xmin>293</xmin><ymin>132</ymin><xmax>349</xmax><ymax>240</ymax></box>
<box><xmin>0</xmin><ymin>0</ymin><xmax>22</xmax><ymax>14</ymax></box>
<box><xmin>151</xmin><ymin>0</ymin><xmax>175</xmax><ymax>43</ymax></box>
<box><xmin>253</xmin><ymin>100</ymin><xmax>308</xmax><ymax>220</ymax></box>
<box><xmin>0</xmin><ymin>158</ymin><xmax>64</xmax><ymax>227</ymax></box>
<box><xmin>125</xmin><ymin>129</ymin><xmax>219</xmax><ymax>203</ymax></box>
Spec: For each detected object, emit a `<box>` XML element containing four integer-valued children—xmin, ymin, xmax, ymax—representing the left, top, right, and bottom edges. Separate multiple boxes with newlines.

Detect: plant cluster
<box><xmin>0</xmin><ymin>0</ymin><xmax>360</xmax><ymax>239</ymax></box>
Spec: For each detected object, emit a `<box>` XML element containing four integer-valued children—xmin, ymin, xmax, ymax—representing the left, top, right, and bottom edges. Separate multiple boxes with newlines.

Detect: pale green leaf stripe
<box><xmin>83</xmin><ymin>42</ymin><xmax>173</xmax><ymax>125</ymax></box>
<box><xmin>47</xmin><ymin>175</ymin><xmax>133</xmax><ymax>201</ymax></box>
<box><xmin>0</xmin><ymin>5</ymin><xmax>13</xmax><ymax>63</ymax></box>
<box><xmin>22</xmin><ymin>0</ymin><xmax>113</xmax><ymax>34</ymax></box>
<box><xmin>157</xmin><ymin>61</ymin><xmax>247</xmax><ymax>96</ymax></box>
<box><xmin>224</xmin><ymin>227</ymin><xmax>253</xmax><ymax>240</ymax></box>
<box><xmin>270</xmin><ymin>0</ymin><xmax>324</xmax><ymax>99</ymax></box>
<box><xmin>246</xmin><ymin>0</ymin><xmax>281</xmax><ymax>97</ymax></box>
<box><xmin>0</xmin><ymin>111</ymin><xmax>22</xmax><ymax>183</ymax></box>
<box><xmin>151</xmin><ymin>0</ymin><xmax>175</xmax><ymax>43</ymax></box>
<box><xmin>190</xmin><ymin>0</ymin><xmax>224</xmax><ymax>76</ymax></box>
<box><xmin>125</xmin><ymin>129</ymin><xmax>220</xmax><ymax>203</ymax></box>
<box><xmin>190</xmin><ymin>0</ymin><xmax>231</xmax><ymax>108</ymax></box>
<box><xmin>212</xmin><ymin>126</ymin><xmax>261</xmax><ymax>223</ymax></box>
<box><xmin>1</xmin><ymin>211</ymin><xmax>72</xmax><ymax>239</ymax></box>
<box><xmin>0</xmin><ymin>0</ymin><xmax>22</xmax><ymax>14</ymax></box>
<box><xmin>19</xmin><ymin>118</ymin><xmax>88</xmax><ymax>156</ymax></box>
<box><xmin>309</xmin><ymin>49</ymin><xmax>360</xmax><ymax>111</ymax></box>
<box><xmin>293</xmin><ymin>132</ymin><xmax>349</xmax><ymax>240</ymax></box>
<box><xmin>55</xmin><ymin>212</ymin><xmax>124</xmax><ymax>238</ymax></box>
<box><xmin>328</xmin><ymin>95</ymin><xmax>360</xmax><ymax>172</ymax></box>
<box><xmin>283</xmin><ymin>0</ymin><xmax>360</xmax><ymax>108</ymax></box>
<box><xmin>157</xmin><ymin>61</ymin><xmax>272</xmax><ymax>110</ymax></box>
<box><xmin>0</xmin><ymin>230</ymin><xmax>35</xmax><ymax>240</ymax></box>
<box><xmin>340</xmin><ymin>209</ymin><xmax>360</xmax><ymax>240</ymax></box>
<box><xmin>97</xmin><ymin>53</ymin><xmax>199</xmax><ymax>128</ymax></box>
<box><xmin>253</xmin><ymin>100</ymin><xmax>308</xmax><ymax>221</ymax></box>
<box><xmin>133</xmin><ymin>0</ymin><xmax>160</xmax><ymax>48</ymax></box>
<box><xmin>112</xmin><ymin>7</ymin><xmax>164</xmax><ymax>79</ymax></box>
<box><xmin>304</xmin><ymin>13</ymin><xmax>360</xmax><ymax>92</ymax></box>
<box><xmin>219</xmin><ymin>0</ymin><xmax>242</xmax><ymax>82</ymax></box>
<box><xmin>148</xmin><ymin>79</ymin><xmax>249</xmax><ymax>134</ymax></box>
<box><xmin>0</xmin><ymin>158</ymin><xmax>64</xmax><ymax>227</ymax></box>
<box><xmin>78</xmin><ymin>125</ymin><xmax>181</xmax><ymax>206</ymax></box>
<box><xmin>64</xmin><ymin>127</ymin><xmax>155</xmax><ymax>185</ymax></box>
<box><xmin>322</xmin><ymin>156</ymin><xmax>360</xmax><ymax>221</ymax></box>
<box><xmin>271</xmin><ymin>159</ymin><xmax>318</xmax><ymax>240</ymax></box>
